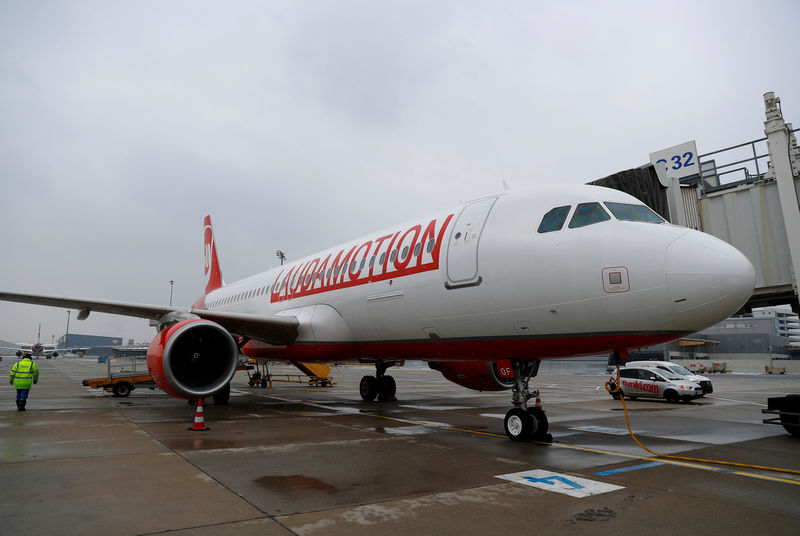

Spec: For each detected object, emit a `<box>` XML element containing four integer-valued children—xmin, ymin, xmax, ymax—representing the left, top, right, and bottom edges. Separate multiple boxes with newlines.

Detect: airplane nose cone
<box><xmin>666</xmin><ymin>231</ymin><xmax>755</xmax><ymax>322</ymax></box>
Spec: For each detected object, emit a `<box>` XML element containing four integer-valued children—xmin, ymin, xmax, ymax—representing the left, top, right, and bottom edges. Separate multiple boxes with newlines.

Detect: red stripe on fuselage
<box><xmin>241</xmin><ymin>332</ymin><xmax>689</xmax><ymax>363</ymax></box>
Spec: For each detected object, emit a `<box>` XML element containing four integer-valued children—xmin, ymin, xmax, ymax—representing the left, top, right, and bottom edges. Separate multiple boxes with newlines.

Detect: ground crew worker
<box><xmin>9</xmin><ymin>352</ymin><xmax>39</xmax><ymax>411</ymax></box>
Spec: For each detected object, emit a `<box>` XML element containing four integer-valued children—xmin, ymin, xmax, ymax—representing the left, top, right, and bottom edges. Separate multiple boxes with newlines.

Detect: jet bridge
<box><xmin>593</xmin><ymin>92</ymin><xmax>800</xmax><ymax>313</ymax></box>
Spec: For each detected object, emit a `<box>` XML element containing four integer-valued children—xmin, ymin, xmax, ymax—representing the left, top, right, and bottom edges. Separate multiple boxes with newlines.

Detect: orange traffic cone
<box><xmin>534</xmin><ymin>395</ymin><xmax>543</xmax><ymax>411</ymax></box>
<box><xmin>188</xmin><ymin>398</ymin><xmax>210</xmax><ymax>431</ymax></box>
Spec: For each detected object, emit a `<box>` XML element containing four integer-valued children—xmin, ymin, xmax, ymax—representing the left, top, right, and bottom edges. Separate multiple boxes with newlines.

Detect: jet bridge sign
<box><xmin>649</xmin><ymin>140</ymin><xmax>699</xmax><ymax>186</ymax></box>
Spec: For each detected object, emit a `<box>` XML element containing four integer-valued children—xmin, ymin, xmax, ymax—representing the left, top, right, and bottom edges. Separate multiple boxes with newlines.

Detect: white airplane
<box><xmin>0</xmin><ymin>184</ymin><xmax>755</xmax><ymax>440</ymax></box>
<box><xmin>1</xmin><ymin>325</ymin><xmax>60</xmax><ymax>359</ymax></box>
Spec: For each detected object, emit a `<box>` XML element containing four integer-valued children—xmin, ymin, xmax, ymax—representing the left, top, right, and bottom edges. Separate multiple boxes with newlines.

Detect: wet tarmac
<box><xmin>1</xmin><ymin>358</ymin><xmax>798</xmax><ymax>535</ymax></box>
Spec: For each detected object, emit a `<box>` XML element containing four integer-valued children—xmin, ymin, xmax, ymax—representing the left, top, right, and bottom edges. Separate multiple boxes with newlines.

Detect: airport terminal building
<box><xmin>639</xmin><ymin>307</ymin><xmax>800</xmax><ymax>373</ymax></box>
<box><xmin>57</xmin><ymin>333</ymin><xmax>123</xmax><ymax>350</ymax></box>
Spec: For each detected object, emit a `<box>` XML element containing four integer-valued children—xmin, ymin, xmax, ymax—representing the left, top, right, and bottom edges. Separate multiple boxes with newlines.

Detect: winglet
<box><xmin>203</xmin><ymin>215</ymin><xmax>224</xmax><ymax>294</ymax></box>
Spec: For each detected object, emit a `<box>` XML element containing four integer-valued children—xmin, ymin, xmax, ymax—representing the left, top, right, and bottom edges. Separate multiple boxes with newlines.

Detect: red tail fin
<box><xmin>203</xmin><ymin>215</ymin><xmax>223</xmax><ymax>294</ymax></box>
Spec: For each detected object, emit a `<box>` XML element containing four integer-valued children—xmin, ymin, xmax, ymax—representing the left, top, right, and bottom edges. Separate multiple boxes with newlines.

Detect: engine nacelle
<box><xmin>429</xmin><ymin>360</ymin><xmax>515</xmax><ymax>391</ymax></box>
<box><xmin>147</xmin><ymin>319</ymin><xmax>239</xmax><ymax>399</ymax></box>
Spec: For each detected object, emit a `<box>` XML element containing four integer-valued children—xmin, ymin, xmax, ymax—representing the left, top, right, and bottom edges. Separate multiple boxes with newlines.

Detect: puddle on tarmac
<box><xmin>255</xmin><ymin>475</ymin><xmax>339</xmax><ymax>494</ymax></box>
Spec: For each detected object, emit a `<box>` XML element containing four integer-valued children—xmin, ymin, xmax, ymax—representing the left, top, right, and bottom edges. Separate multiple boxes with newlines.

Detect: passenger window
<box><xmin>604</xmin><ymin>202</ymin><xmax>664</xmax><ymax>223</ymax></box>
<box><xmin>568</xmin><ymin>202</ymin><xmax>611</xmax><ymax>228</ymax></box>
<box><xmin>537</xmin><ymin>206</ymin><xmax>571</xmax><ymax>233</ymax></box>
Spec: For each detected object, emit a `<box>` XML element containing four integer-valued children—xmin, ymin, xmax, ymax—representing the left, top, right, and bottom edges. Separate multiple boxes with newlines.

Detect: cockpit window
<box><xmin>537</xmin><ymin>205</ymin><xmax>571</xmax><ymax>233</ymax></box>
<box><xmin>604</xmin><ymin>202</ymin><xmax>665</xmax><ymax>223</ymax></box>
<box><xmin>568</xmin><ymin>202</ymin><xmax>611</xmax><ymax>228</ymax></box>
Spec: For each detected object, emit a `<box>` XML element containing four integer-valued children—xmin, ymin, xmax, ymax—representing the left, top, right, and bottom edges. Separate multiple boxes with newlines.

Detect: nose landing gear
<box><xmin>503</xmin><ymin>359</ymin><xmax>551</xmax><ymax>442</ymax></box>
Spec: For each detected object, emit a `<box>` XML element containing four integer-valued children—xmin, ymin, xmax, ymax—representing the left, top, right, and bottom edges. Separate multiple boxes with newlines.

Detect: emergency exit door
<box><xmin>445</xmin><ymin>197</ymin><xmax>497</xmax><ymax>288</ymax></box>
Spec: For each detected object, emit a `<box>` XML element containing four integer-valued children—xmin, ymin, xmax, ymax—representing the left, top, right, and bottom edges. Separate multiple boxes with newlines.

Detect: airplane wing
<box><xmin>0</xmin><ymin>291</ymin><xmax>298</xmax><ymax>346</ymax></box>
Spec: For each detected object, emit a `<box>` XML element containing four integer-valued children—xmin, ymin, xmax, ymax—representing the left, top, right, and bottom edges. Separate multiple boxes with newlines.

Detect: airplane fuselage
<box><xmin>197</xmin><ymin>185</ymin><xmax>754</xmax><ymax>363</ymax></box>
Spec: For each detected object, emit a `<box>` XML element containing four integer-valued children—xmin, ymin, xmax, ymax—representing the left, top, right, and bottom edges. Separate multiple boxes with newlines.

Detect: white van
<box><xmin>626</xmin><ymin>361</ymin><xmax>712</xmax><ymax>395</ymax></box>
<box><xmin>608</xmin><ymin>366</ymin><xmax>703</xmax><ymax>403</ymax></box>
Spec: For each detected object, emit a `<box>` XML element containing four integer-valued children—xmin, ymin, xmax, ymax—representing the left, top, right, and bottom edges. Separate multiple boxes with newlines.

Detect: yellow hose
<box><xmin>604</xmin><ymin>364</ymin><xmax>800</xmax><ymax>476</ymax></box>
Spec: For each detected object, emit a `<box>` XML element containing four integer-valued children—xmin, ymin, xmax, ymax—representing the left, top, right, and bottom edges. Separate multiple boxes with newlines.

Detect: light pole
<box><xmin>169</xmin><ymin>280</ymin><xmax>174</xmax><ymax>306</ymax></box>
<box><xmin>276</xmin><ymin>250</ymin><xmax>286</xmax><ymax>265</ymax></box>
<box><xmin>64</xmin><ymin>310</ymin><xmax>70</xmax><ymax>351</ymax></box>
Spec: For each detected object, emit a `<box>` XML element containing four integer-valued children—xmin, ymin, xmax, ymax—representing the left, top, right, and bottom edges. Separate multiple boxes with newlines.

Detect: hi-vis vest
<box><xmin>10</xmin><ymin>358</ymin><xmax>39</xmax><ymax>389</ymax></box>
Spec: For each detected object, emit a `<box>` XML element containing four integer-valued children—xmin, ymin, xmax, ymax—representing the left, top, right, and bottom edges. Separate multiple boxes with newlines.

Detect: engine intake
<box><xmin>147</xmin><ymin>319</ymin><xmax>238</xmax><ymax>399</ymax></box>
<box><xmin>429</xmin><ymin>360</ymin><xmax>515</xmax><ymax>391</ymax></box>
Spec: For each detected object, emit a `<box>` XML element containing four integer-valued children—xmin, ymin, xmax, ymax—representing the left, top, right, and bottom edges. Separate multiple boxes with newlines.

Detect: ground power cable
<box><xmin>605</xmin><ymin>365</ymin><xmax>800</xmax><ymax>477</ymax></box>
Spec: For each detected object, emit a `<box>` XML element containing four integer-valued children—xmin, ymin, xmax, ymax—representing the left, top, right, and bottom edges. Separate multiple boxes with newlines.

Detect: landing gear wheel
<box><xmin>665</xmin><ymin>390</ymin><xmax>679</xmax><ymax>403</ymax></box>
<box><xmin>377</xmin><ymin>375</ymin><xmax>396</xmax><ymax>401</ymax></box>
<box><xmin>528</xmin><ymin>407</ymin><xmax>549</xmax><ymax>440</ymax></box>
<box><xmin>504</xmin><ymin>408</ymin><xmax>534</xmax><ymax>441</ymax></box>
<box><xmin>112</xmin><ymin>382</ymin><xmax>132</xmax><ymax>397</ymax></box>
<box><xmin>360</xmin><ymin>375</ymin><xmax>378</xmax><ymax>401</ymax></box>
<box><xmin>212</xmin><ymin>383</ymin><xmax>230</xmax><ymax>405</ymax></box>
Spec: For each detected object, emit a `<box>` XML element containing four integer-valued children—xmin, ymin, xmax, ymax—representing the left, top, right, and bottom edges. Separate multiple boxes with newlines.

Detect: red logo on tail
<box><xmin>203</xmin><ymin>215</ymin><xmax>223</xmax><ymax>295</ymax></box>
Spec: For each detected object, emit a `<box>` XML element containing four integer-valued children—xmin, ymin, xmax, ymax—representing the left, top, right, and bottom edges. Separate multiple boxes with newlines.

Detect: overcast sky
<box><xmin>1</xmin><ymin>0</ymin><xmax>798</xmax><ymax>345</ymax></box>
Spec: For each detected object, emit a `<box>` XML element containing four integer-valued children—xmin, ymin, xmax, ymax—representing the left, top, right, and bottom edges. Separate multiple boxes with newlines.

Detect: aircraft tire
<box><xmin>504</xmin><ymin>408</ymin><xmax>534</xmax><ymax>441</ymax></box>
<box><xmin>528</xmin><ymin>407</ymin><xmax>549</xmax><ymax>440</ymax></box>
<box><xmin>213</xmin><ymin>383</ymin><xmax>231</xmax><ymax>405</ymax></box>
<box><xmin>360</xmin><ymin>375</ymin><xmax>378</xmax><ymax>401</ymax></box>
<box><xmin>377</xmin><ymin>375</ymin><xmax>396</xmax><ymax>401</ymax></box>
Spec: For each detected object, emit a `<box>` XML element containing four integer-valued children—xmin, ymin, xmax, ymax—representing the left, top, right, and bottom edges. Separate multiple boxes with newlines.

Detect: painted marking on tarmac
<box><xmin>246</xmin><ymin>392</ymin><xmax>800</xmax><ymax>487</ymax></box>
<box><xmin>595</xmin><ymin>462</ymin><xmax>665</xmax><ymax>476</ymax></box>
<box><xmin>571</xmin><ymin>425</ymin><xmax>630</xmax><ymax>435</ymax></box>
<box><xmin>496</xmin><ymin>469</ymin><xmax>624</xmax><ymax>498</ymax></box>
<box><xmin>705</xmin><ymin>396</ymin><xmax>767</xmax><ymax>407</ymax></box>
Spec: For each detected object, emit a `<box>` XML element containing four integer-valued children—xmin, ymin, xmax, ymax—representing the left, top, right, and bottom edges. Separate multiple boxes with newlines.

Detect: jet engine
<box><xmin>429</xmin><ymin>360</ymin><xmax>515</xmax><ymax>391</ymax></box>
<box><xmin>147</xmin><ymin>318</ymin><xmax>239</xmax><ymax>399</ymax></box>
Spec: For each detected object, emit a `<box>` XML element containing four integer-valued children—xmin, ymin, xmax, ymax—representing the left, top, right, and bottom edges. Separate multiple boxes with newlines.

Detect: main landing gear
<box><xmin>503</xmin><ymin>359</ymin><xmax>551</xmax><ymax>442</ymax></box>
<box><xmin>360</xmin><ymin>361</ymin><xmax>399</xmax><ymax>402</ymax></box>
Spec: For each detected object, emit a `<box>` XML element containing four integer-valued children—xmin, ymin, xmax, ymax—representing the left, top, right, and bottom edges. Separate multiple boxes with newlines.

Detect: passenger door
<box><xmin>445</xmin><ymin>197</ymin><xmax>498</xmax><ymax>289</ymax></box>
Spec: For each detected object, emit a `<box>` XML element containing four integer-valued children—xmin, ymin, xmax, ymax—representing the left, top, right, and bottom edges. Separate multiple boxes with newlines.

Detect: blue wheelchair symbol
<box><xmin>522</xmin><ymin>475</ymin><xmax>585</xmax><ymax>489</ymax></box>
